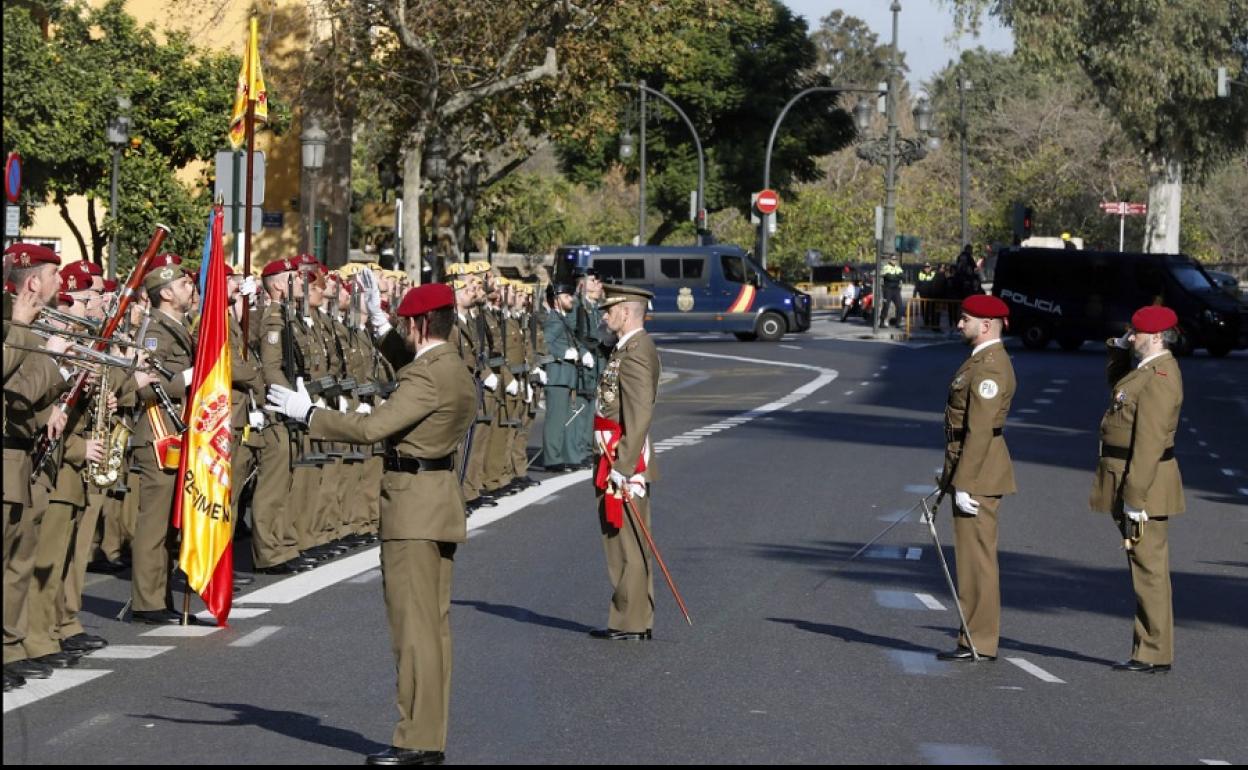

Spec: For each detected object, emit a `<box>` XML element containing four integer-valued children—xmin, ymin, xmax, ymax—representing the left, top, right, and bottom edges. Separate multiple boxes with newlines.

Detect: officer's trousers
<box><xmin>599</xmin><ymin>487</ymin><xmax>654</xmax><ymax>634</ymax></box>
<box><xmin>952</xmin><ymin>494</ymin><xmax>1001</xmax><ymax>656</ymax></box>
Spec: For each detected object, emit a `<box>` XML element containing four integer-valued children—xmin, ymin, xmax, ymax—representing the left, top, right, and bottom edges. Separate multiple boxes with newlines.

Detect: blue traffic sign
<box><xmin>5</xmin><ymin>153</ymin><xmax>21</xmax><ymax>204</ymax></box>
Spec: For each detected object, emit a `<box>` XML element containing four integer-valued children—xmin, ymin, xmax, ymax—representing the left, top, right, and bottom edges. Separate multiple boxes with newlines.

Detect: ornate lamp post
<box><xmin>301</xmin><ymin>118</ymin><xmax>328</xmax><ymax>258</ymax></box>
<box><xmin>105</xmin><ymin>94</ymin><xmax>132</xmax><ymax>279</ymax></box>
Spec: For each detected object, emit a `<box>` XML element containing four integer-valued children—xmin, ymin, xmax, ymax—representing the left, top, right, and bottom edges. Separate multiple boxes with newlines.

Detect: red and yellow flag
<box><xmin>174</xmin><ymin>203</ymin><xmax>233</xmax><ymax>625</ymax></box>
<box><xmin>228</xmin><ymin>17</ymin><xmax>268</xmax><ymax>149</ymax></box>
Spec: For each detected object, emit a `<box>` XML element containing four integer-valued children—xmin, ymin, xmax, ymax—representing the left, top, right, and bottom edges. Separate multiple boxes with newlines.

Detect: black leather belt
<box><xmin>3</xmin><ymin>436</ymin><xmax>35</xmax><ymax>451</ymax></box>
<box><xmin>382</xmin><ymin>454</ymin><xmax>455</xmax><ymax>473</ymax></box>
<box><xmin>945</xmin><ymin>427</ymin><xmax>1003</xmax><ymax>442</ymax></box>
<box><xmin>1101</xmin><ymin>445</ymin><xmax>1174</xmax><ymax>461</ymax></box>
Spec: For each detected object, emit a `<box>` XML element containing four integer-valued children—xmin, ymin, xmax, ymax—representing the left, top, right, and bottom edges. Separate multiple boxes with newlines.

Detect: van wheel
<box><xmin>1057</xmin><ymin>333</ymin><xmax>1083</xmax><ymax>352</ymax></box>
<box><xmin>733</xmin><ymin>332</ymin><xmax>758</xmax><ymax>341</ymax></box>
<box><xmin>755</xmin><ymin>312</ymin><xmax>787</xmax><ymax>342</ymax></box>
<box><xmin>1207</xmin><ymin>341</ymin><xmax>1232</xmax><ymax>358</ymax></box>
<box><xmin>1021</xmin><ymin>323</ymin><xmax>1051</xmax><ymax>350</ymax></box>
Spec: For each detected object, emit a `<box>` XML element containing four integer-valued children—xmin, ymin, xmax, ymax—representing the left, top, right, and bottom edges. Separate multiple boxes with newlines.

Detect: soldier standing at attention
<box><xmin>590</xmin><ymin>284</ymin><xmax>660</xmax><ymax>642</ymax></box>
<box><xmin>1090</xmin><ymin>306</ymin><xmax>1184</xmax><ymax>674</ymax></box>
<box><xmin>937</xmin><ymin>294</ymin><xmax>1015</xmax><ymax>662</ymax></box>
<box><xmin>268</xmin><ymin>284</ymin><xmax>474</xmax><ymax>766</ymax></box>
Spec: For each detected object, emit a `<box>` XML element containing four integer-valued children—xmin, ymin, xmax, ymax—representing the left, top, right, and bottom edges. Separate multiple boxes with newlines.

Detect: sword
<box><xmin>565</xmin><ymin>398</ymin><xmax>586</xmax><ymax>428</ymax></box>
<box><xmin>840</xmin><ymin>486</ymin><xmax>941</xmax><ymax>566</ymax></box>
<box><xmin>921</xmin><ymin>491</ymin><xmax>981</xmax><ymax>662</ymax></box>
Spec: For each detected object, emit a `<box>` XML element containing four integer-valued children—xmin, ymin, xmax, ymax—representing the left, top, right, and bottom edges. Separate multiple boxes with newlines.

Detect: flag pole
<box><xmin>241</xmin><ymin>17</ymin><xmax>258</xmax><ymax>361</ymax></box>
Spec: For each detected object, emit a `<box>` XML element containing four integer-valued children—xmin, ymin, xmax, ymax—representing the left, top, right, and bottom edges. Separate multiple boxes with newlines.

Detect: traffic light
<box><xmin>1023</xmin><ymin>207</ymin><xmax>1034</xmax><ymax>237</ymax></box>
<box><xmin>1012</xmin><ymin>203</ymin><xmax>1035</xmax><ymax>241</ymax></box>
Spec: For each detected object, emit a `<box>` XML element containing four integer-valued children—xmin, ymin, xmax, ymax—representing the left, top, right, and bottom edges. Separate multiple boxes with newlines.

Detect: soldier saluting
<box><xmin>267</xmin><ymin>284</ymin><xmax>475</xmax><ymax>766</ymax></box>
<box><xmin>1090</xmin><ymin>306</ymin><xmax>1184</xmax><ymax>674</ymax></box>
<box><xmin>937</xmin><ymin>294</ymin><xmax>1015</xmax><ymax>662</ymax></box>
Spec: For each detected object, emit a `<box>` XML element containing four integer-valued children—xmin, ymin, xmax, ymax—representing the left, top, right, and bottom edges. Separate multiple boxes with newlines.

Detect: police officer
<box><xmin>1090</xmin><ymin>306</ymin><xmax>1184</xmax><ymax>674</ymax></box>
<box><xmin>879</xmin><ymin>255</ymin><xmax>905</xmax><ymax>327</ymax></box>
<box><xmin>589</xmin><ymin>284</ymin><xmax>661</xmax><ymax>641</ymax></box>
<box><xmin>268</xmin><ymin>283</ymin><xmax>474</xmax><ymax>766</ymax></box>
<box><xmin>937</xmin><ymin>294</ymin><xmax>1015</xmax><ymax>662</ymax></box>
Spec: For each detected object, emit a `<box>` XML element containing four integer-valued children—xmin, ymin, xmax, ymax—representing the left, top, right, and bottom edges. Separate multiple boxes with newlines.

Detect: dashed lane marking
<box><xmin>915</xmin><ymin>593</ymin><xmax>946</xmax><ymax>610</ymax></box>
<box><xmin>780</xmin><ymin>344</ymin><xmax>802</xmax><ymax>350</ymax></box>
<box><xmin>139</xmin><ymin>625</ymin><xmax>222</xmax><ymax>638</ymax></box>
<box><xmin>1033</xmin><ymin>398</ymin><xmax>1054</xmax><ymax>404</ymax></box>
<box><xmin>1050</xmin><ymin>378</ymin><xmax>1068</xmax><ymax>384</ymax></box>
<box><xmin>2</xmin><ymin>670</ymin><xmax>112</xmax><ymax>714</ymax></box>
<box><xmin>86</xmin><ymin>645</ymin><xmax>173</xmax><ymax>660</ymax></box>
<box><xmin>1042</xmin><ymin>388</ymin><xmax>1062</xmax><ymax>393</ymax></box>
<box><xmin>1209</xmin><ymin>453</ymin><xmax>1220</xmax><ymax>460</ymax></box>
<box><xmin>1239</xmin><ymin>488</ymin><xmax>1248</xmax><ymax>497</ymax></box>
<box><xmin>844</xmin><ymin>390</ymin><xmax>855</xmax><ymax>396</ymax></box>
<box><xmin>905</xmin><ymin>484</ymin><xmax>935</xmax><ymax>494</ymax></box>
<box><xmin>1198</xmin><ymin>440</ymin><xmax>1208</xmax><ymax>447</ymax></box>
<box><xmin>906</xmin><ymin>547</ymin><xmax>922</xmax><ymax>560</ymax></box>
<box><xmin>1006</xmin><ymin>657</ymin><xmax>1065</xmax><ymax>684</ymax></box>
<box><xmin>1200</xmin><ymin>760</ymin><xmax>1231</xmax><ymax>765</ymax></box>
<box><xmin>1221</xmin><ymin>469</ymin><xmax>1238</xmax><ymax>477</ymax></box>
<box><xmin>886</xmin><ymin>651</ymin><xmax>955</xmax><ymax>677</ymax></box>
<box><xmin>873</xmin><ymin>590</ymin><xmax>932</xmax><ymax>610</ymax></box>
<box><xmin>230</xmin><ymin>626</ymin><xmax>284</xmax><ymax>648</ymax></box>
<box><xmin>1017</xmin><ymin>408</ymin><xmax>1039</xmax><ymax>414</ymax></box>
<box><xmin>196</xmin><ymin>607</ymin><xmax>269</xmax><ymax>622</ymax></box>
<box><xmin>347</xmin><ymin>569</ymin><xmax>382</xmax><ymax>583</ymax></box>
<box><xmin>918</xmin><ymin>744</ymin><xmax>1002</xmax><ymax>764</ymax></box>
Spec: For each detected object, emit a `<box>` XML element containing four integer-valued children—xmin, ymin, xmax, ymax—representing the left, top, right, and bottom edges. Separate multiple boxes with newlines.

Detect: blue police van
<box><xmin>552</xmin><ymin>244</ymin><xmax>811</xmax><ymax>341</ymax></box>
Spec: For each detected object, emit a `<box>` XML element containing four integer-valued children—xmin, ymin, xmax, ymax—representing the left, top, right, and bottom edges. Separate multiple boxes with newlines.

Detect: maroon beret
<box><xmin>1131</xmin><ymin>305</ymin><xmax>1178</xmax><ymax>334</ymax></box>
<box><xmin>261</xmin><ymin>258</ymin><xmax>297</xmax><ymax>277</ymax></box>
<box><xmin>57</xmin><ymin>292</ymin><xmax>75</xmax><ymax>307</ymax></box>
<box><xmin>963</xmin><ymin>294</ymin><xmax>1009</xmax><ymax>319</ymax></box>
<box><xmin>397</xmin><ymin>283</ymin><xmax>454</xmax><ymax>317</ymax></box>
<box><xmin>5</xmin><ymin>242</ymin><xmax>61</xmax><ymax>268</ymax></box>
<box><xmin>60</xmin><ymin>261</ymin><xmax>96</xmax><ymax>292</ymax></box>
<box><xmin>102</xmin><ymin>279</ymin><xmax>119</xmax><ymax>292</ymax></box>
<box><xmin>82</xmin><ymin>261</ymin><xmax>103</xmax><ymax>276</ymax></box>
<box><xmin>150</xmin><ymin>253</ymin><xmax>182</xmax><ymax>269</ymax></box>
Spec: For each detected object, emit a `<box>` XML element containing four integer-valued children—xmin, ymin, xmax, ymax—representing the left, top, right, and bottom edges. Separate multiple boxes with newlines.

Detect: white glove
<box><xmin>506</xmin><ymin>379</ymin><xmax>520</xmax><ymax>396</ymax></box>
<box><xmin>954</xmin><ymin>490</ymin><xmax>980</xmax><ymax>516</ymax></box>
<box><xmin>1124</xmin><ymin>504</ymin><xmax>1148</xmax><ymax>523</ymax></box>
<box><xmin>356</xmin><ymin>403</ymin><xmax>373</xmax><ymax>414</ymax></box>
<box><xmin>338</xmin><ymin>395</ymin><xmax>350</xmax><ymax>413</ymax></box>
<box><xmin>266</xmin><ymin>377</ymin><xmax>314</xmax><ymax>423</ymax></box>
<box><xmin>315</xmin><ymin>397</ymin><xmax>328</xmax><ymax>409</ymax></box>
<box><xmin>536</xmin><ymin>367</ymin><xmax>548</xmax><ymax>385</ymax></box>
<box><xmin>248</xmin><ymin>410</ymin><xmax>265</xmax><ymax>431</ymax></box>
<box><xmin>525</xmin><ymin>384</ymin><xmax>534</xmax><ymax>403</ymax></box>
<box><xmin>303</xmin><ymin>316</ymin><xmax>315</xmax><ymax>328</ymax></box>
<box><xmin>581</xmin><ymin>351</ymin><xmax>595</xmax><ymax>368</ymax></box>
<box><xmin>563</xmin><ymin>347</ymin><xmax>578</xmax><ymax>361</ymax></box>
<box><xmin>181</xmin><ymin>368</ymin><xmax>194</xmax><ymax>386</ymax></box>
<box><xmin>627</xmin><ymin>473</ymin><xmax>647</xmax><ymax>499</ymax></box>
<box><xmin>594</xmin><ymin>429</ymin><xmax>612</xmax><ymax>453</ymax></box>
<box><xmin>239</xmin><ymin>276</ymin><xmax>257</xmax><ymax>297</ymax></box>
<box><xmin>483</xmin><ymin>372</ymin><xmax>499</xmax><ymax>391</ymax></box>
<box><xmin>357</xmin><ymin>270</ymin><xmax>389</xmax><ymax>333</ymax></box>
<box><xmin>1112</xmin><ymin>330</ymin><xmax>1132</xmax><ymax>349</ymax></box>
<box><xmin>608</xmin><ymin>469</ymin><xmax>627</xmax><ymax>489</ymax></box>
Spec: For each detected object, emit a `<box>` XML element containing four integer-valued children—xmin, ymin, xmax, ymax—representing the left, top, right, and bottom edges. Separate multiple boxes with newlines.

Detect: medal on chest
<box><xmin>1110</xmin><ymin>389</ymin><xmax>1128</xmax><ymax>412</ymax></box>
<box><xmin>598</xmin><ymin>358</ymin><xmax>622</xmax><ymax>407</ymax></box>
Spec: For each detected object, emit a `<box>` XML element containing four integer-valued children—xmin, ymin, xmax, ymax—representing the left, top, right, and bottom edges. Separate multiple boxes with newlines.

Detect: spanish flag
<box><xmin>174</xmin><ymin>203</ymin><xmax>233</xmax><ymax>625</ymax></box>
<box><xmin>228</xmin><ymin>17</ymin><xmax>268</xmax><ymax>149</ymax></box>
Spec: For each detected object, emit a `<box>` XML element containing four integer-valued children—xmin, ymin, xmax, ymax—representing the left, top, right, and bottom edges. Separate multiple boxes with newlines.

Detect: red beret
<box><xmin>295</xmin><ymin>253</ymin><xmax>321</xmax><ymax>272</ymax></box>
<box><xmin>103</xmin><ymin>279</ymin><xmax>118</xmax><ymax>292</ymax></box>
<box><xmin>261</xmin><ymin>258</ymin><xmax>297</xmax><ymax>277</ymax></box>
<box><xmin>5</xmin><ymin>242</ymin><xmax>61</xmax><ymax>268</ymax></box>
<box><xmin>150</xmin><ymin>253</ymin><xmax>182</xmax><ymax>269</ymax></box>
<box><xmin>57</xmin><ymin>292</ymin><xmax>75</xmax><ymax>307</ymax></box>
<box><xmin>222</xmin><ymin>264</ymin><xmax>235</xmax><ymax>277</ymax></box>
<box><xmin>397</xmin><ymin>283</ymin><xmax>454</xmax><ymax>317</ymax></box>
<box><xmin>60</xmin><ymin>261</ymin><xmax>96</xmax><ymax>292</ymax></box>
<box><xmin>1131</xmin><ymin>305</ymin><xmax>1177</xmax><ymax>334</ymax></box>
<box><xmin>963</xmin><ymin>294</ymin><xmax>1009</xmax><ymax>319</ymax></box>
<box><xmin>82</xmin><ymin>261</ymin><xmax>103</xmax><ymax>276</ymax></box>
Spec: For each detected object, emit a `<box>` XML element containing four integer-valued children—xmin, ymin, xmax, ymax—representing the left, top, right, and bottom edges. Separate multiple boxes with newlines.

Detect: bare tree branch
<box><xmin>442</xmin><ymin>47</ymin><xmax>558</xmax><ymax>119</ymax></box>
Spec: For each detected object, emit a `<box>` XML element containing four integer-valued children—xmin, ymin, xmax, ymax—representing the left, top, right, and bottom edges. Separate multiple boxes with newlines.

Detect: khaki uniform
<box><xmin>308</xmin><ymin>342</ymin><xmax>475</xmax><ymax>753</ymax></box>
<box><xmin>130</xmin><ymin>310</ymin><xmax>195</xmax><ymax>612</ymax></box>
<box><xmin>482</xmin><ymin>307</ymin><xmax>514</xmax><ymax>491</ymax></box>
<box><xmin>595</xmin><ymin>330</ymin><xmax>661</xmax><ymax>633</ymax></box>
<box><xmin>941</xmin><ymin>339</ymin><xmax>1016</xmax><ymax>656</ymax></box>
<box><xmin>1090</xmin><ymin>346</ymin><xmax>1184</xmax><ymax>665</ymax></box>
<box><xmin>229</xmin><ymin>312</ymin><xmax>265</xmax><ymax>538</ymax></box>
<box><xmin>450</xmin><ymin>312</ymin><xmax>484</xmax><ymax>502</ymax></box>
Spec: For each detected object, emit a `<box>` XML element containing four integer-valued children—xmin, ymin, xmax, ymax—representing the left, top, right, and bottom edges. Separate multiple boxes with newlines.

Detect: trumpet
<box><xmin>38</xmin><ymin>305</ymin><xmax>104</xmax><ymax>334</ymax></box>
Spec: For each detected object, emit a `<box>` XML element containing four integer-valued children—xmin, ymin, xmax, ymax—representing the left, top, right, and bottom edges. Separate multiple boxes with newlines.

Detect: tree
<box><xmin>945</xmin><ymin>0</ymin><xmax>1248</xmax><ymax>253</ymax></box>
<box><xmin>2</xmin><ymin>0</ymin><xmax>280</xmax><ymax>271</ymax></box>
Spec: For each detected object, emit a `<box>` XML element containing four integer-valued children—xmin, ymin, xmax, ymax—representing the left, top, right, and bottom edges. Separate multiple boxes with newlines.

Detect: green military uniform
<box><xmin>573</xmin><ymin>294</ymin><xmax>605</xmax><ymax>459</ymax></box>
<box><xmin>131</xmin><ymin>304</ymin><xmax>196</xmax><ymax>613</ymax></box>
<box><xmin>941</xmin><ymin>338</ymin><xmax>1016</xmax><ymax>657</ymax></box>
<box><xmin>594</xmin><ymin>292</ymin><xmax>661</xmax><ymax>636</ymax></box>
<box><xmin>542</xmin><ymin>305</ymin><xmax>582</xmax><ymax>468</ymax></box>
<box><xmin>1090</xmin><ymin>343</ymin><xmax>1184</xmax><ymax>666</ymax></box>
<box><xmin>306</xmin><ymin>341</ymin><xmax>475</xmax><ymax>754</ymax></box>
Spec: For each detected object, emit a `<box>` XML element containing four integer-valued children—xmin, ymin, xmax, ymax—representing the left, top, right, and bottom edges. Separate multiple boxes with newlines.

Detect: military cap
<box><xmin>57</xmin><ymin>292</ymin><xmax>75</xmax><ymax>307</ymax></box>
<box><xmin>466</xmin><ymin>261</ymin><xmax>491</xmax><ymax>275</ymax></box>
<box><xmin>449</xmin><ymin>277</ymin><xmax>470</xmax><ymax>291</ymax></box>
<box><xmin>962</xmin><ymin>294</ymin><xmax>1009</xmax><ymax>319</ymax></box>
<box><xmin>1131</xmin><ymin>305</ymin><xmax>1178</xmax><ymax>334</ymax></box>
<box><xmin>60</xmin><ymin>261</ymin><xmax>96</xmax><ymax>292</ymax></box>
<box><xmin>261</xmin><ymin>258</ymin><xmax>298</xmax><ymax>277</ymax></box>
<box><xmin>143</xmin><ymin>264</ymin><xmax>184</xmax><ymax>292</ymax></box>
<box><xmin>445</xmin><ymin>263</ymin><xmax>467</xmax><ymax>276</ymax></box>
<box><xmin>397</xmin><ymin>283</ymin><xmax>454</xmax><ymax>317</ymax></box>
<box><xmin>338</xmin><ymin>262</ymin><xmax>367</xmax><ymax>278</ymax></box>
<box><xmin>599</xmin><ymin>283</ymin><xmax>654</xmax><ymax>310</ymax></box>
<box><xmin>149</xmin><ymin>253</ymin><xmax>182</xmax><ymax>271</ymax></box>
<box><xmin>5</xmin><ymin>242</ymin><xmax>61</xmax><ymax>268</ymax></box>
<box><xmin>295</xmin><ymin>253</ymin><xmax>321</xmax><ymax>272</ymax></box>
<box><xmin>551</xmin><ymin>282</ymin><xmax>576</xmax><ymax>296</ymax></box>
<box><xmin>102</xmin><ymin>279</ymin><xmax>118</xmax><ymax>292</ymax></box>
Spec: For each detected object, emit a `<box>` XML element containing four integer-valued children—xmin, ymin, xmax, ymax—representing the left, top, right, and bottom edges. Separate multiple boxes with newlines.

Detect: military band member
<box><xmin>590</xmin><ymin>284</ymin><xmax>660</xmax><ymax>641</ymax></box>
<box><xmin>937</xmin><ymin>294</ymin><xmax>1016</xmax><ymax>662</ymax></box>
<box><xmin>268</xmin><ymin>283</ymin><xmax>474</xmax><ymax>766</ymax></box>
<box><xmin>1090</xmin><ymin>306</ymin><xmax>1185</xmax><ymax>674</ymax></box>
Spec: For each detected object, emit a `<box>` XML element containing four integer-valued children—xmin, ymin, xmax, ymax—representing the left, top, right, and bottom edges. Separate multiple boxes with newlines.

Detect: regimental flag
<box><xmin>228</xmin><ymin>17</ymin><xmax>269</xmax><ymax>149</ymax></box>
<box><xmin>174</xmin><ymin>203</ymin><xmax>233</xmax><ymax>626</ymax></box>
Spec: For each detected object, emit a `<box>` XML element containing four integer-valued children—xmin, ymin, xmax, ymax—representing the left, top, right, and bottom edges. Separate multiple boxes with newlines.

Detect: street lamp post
<box><xmin>853</xmin><ymin>1</ymin><xmax>933</xmax><ymax>334</ymax></box>
<box><xmin>301</xmin><ymin>118</ymin><xmax>328</xmax><ymax>258</ymax></box>
<box><xmin>617</xmin><ymin>82</ymin><xmax>706</xmax><ymax>245</ymax></box>
<box><xmin>105</xmin><ymin>95</ymin><xmax>131</xmax><ymax>280</ymax></box>
<box><xmin>958</xmin><ymin>73</ymin><xmax>973</xmax><ymax>248</ymax></box>
<box><xmin>422</xmin><ymin>137</ymin><xmax>447</xmax><ymax>275</ymax></box>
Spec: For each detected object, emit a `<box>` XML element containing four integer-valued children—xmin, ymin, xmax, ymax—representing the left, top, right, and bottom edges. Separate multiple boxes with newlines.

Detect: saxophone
<box><xmin>87</xmin><ymin>373</ymin><xmax>129</xmax><ymax>488</ymax></box>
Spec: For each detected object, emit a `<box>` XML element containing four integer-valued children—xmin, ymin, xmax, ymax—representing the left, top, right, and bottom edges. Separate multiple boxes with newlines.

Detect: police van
<box><xmin>552</xmin><ymin>244</ymin><xmax>812</xmax><ymax>341</ymax></box>
<box><xmin>992</xmin><ymin>247</ymin><xmax>1245</xmax><ymax>357</ymax></box>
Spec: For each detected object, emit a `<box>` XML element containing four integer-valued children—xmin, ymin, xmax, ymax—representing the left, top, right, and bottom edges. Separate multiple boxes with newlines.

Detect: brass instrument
<box><xmin>86</xmin><ymin>368</ymin><xmax>130</xmax><ymax>488</ymax></box>
<box><xmin>38</xmin><ymin>305</ymin><xmax>104</xmax><ymax>334</ymax></box>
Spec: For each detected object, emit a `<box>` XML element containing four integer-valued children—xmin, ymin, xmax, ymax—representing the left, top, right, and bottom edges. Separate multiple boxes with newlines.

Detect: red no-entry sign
<box><xmin>756</xmin><ymin>189</ymin><xmax>779</xmax><ymax>215</ymax></box>
<box><xmin>5</xmin><ymin>153</ymin><xmax>21</xmax><ymax>204</ymax></box>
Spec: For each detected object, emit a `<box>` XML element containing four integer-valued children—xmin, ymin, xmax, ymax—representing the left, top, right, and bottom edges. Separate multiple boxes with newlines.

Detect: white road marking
<box><xmin>235</xmin><ymin>547</ymin><xmax>382</xmax><ymax>605</ymax></box>
<box><xmin>1198</xmin><ymin>440</ymin><xmax>1208</xmax><ymax>447</ymax></box>
<box><xmin>1189</xmin><ymin>427</ymin><xmax>1198</xmax><ymax>434</ymax></box>
<box><xmin>3</xmin><ymin>670</ymin><xmax>112</xmax><ymax>714</ymax></box>
<box><xmin>1034</xmin><ymin>398</ymin><xmax>1054</xmax><ymax>404</ymax></box>
<box><xmin>780</xmin><ymin>344</ymin><xmax>802</xmax><ymax>350</ymax></box>
<box><xmin>87</xmin><ymin>645</ymin><xmax>174</xmax><ymax>660</ymax></box>
<box><xmin>844</xmin><ymin>390</ymin><xmax>855</xmax><ymax>396</ymax></box>
<box><xmin>230</xmin><ymin>625</ymin><xmax>284</xmax><ymax>648</ymax></box>
<box><xmin>818</xmin><ymin>400</ymin><xmax>829</xmax><ymax>404</ymax></box>
<box><xmin>860</xmin><ymin>381</ymin><xmax>871</xmax><ymax>386</ymax></box>
<box><xmin>1239</xmin><ymin>488</ymin><xmax>1248</xmax><ymax>497</ymax></box>
<box><xmin>1221</xmin><ymin>468</ymin><xmax>1238</xmax><ymax>477</ymax></box>
<box><xmin>196</xmin><ymin>607</ymin><xmax>269</xmax><ymax>622</ymax></box>
<box><xmin>1007</xmin><ymin>657</ymin><xmax>1066</xmax><ymax>683</ymax></box>
<box><xmin>918</xmin><ymin>743</ymin><xmax>1002</xmax><ymax>764</ymax></box>
<box><xmin>906</xmin><ymin>547</ymin><xmax>922</xmax><ymax>560</ymax></box>
<box><xmin>905</xmin><ymin>484</ymin><xmax>935</xmax><ymax>494</ymax></box>
<box><xmin>1017</xmin><ymin>408</ymin><xmax>1039</xmax><ymax>414</ymax></box>
<box><xmin>1200</xmin><ymin>760</ymin><xmax>1231</xmax><ymax>765</ymax></box>
<box><xmin>872</xmin><ymin>372</ymin><xmax>881</xmax><ymax>378</ymax></box>
<box><xmin>1208</xmin><ymin>453</ymin><xmax>1220</xmax><ymax>460</ymax></box>
<box><xmin>1042</xmin><ymin>388</ymin><xmax>1062</xmax><ymax>393</ymax></box>
<box><xmin>1050</xmin><ymin>378</ymin><xmax>1068</xmax><ymax>384</ymax></box>
<box><xmin>915</xmin><ymin>593</ymin><xmax>945</xmax><ymax>610</ymax></box>
<box><xmin>874</xmin><ymin>590</ymin><xmax>931</xmax><ymax>610</ymax></box>
<box><xmin>140</xmin><ymin>625</ymin><xmax>222</xmax><ymax>637</ymax></box>
<box><xmin>347</xmin><ymin>569</ymin><xmax>382</xmax><ymax>583</ymax></box>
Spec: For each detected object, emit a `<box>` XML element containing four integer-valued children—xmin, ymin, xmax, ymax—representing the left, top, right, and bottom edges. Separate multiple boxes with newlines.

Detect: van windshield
<box><xmin>1168</xmin><ymin>262</ymin><xmax>1216</xmax><ymax>292</ymax></box>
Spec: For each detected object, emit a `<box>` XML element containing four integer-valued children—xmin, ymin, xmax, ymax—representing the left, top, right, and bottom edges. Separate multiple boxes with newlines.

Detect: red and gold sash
<box><xmin>593</xmin><ymin>415</ymin><xmax>647</xmax><ymax>528</ymax></box>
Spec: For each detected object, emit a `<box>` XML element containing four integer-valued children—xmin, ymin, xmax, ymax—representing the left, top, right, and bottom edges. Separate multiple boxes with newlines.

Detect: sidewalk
<box><xmin>805</xmin><ymin>311</ymin><xmax>957</xmax><ymax>345</ymax></box>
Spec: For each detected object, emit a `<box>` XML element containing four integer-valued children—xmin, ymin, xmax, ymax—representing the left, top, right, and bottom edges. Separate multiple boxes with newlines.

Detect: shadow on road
<box><xmin>452</xmin><ymin>599</ymin><xmax>595</xmax><ymax>634</ymax></box>
<box><xmin>767</xmin><ymin>617</ymin><xmax>938</xmax><ymax>654</ymax></box>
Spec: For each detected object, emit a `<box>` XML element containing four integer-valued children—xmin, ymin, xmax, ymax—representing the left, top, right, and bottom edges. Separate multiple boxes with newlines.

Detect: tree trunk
<box><xmin>1144</xmin><ymin>155</ymin><xmax>1182</xmax><ymax>254</ymax></box>
<box><xmin>56</xmin><ymin>192</ymin><xmax>88</xmax><ymax>262</ymax></box>
<box><xmin>400</xmin><ymin>135</ymin><xmax>425</xmax><ymax>284</ymax></box>
<box><xmin>648</xmin><ymin>218</ymin><xmax>678</xmax><ymax>246</ymax></box>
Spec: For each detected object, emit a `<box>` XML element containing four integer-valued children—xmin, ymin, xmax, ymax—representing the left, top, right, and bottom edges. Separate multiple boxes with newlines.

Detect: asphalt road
<box><xmin>5</xmin><ymin>328</ymin><xmax>1246</xmax><ymax>764</ymax></box>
